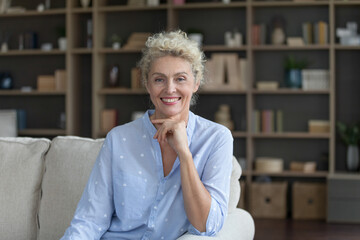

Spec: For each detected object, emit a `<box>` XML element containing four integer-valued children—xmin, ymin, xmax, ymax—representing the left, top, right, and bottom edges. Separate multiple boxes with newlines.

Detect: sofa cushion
<box><xmin>228</xmin><ymin>156</ymin><xmax>242</xmax><ymax>212</ymax></box>
<box><xmin>0</xmin><ymin>137</ymin><xmax>51</xmax><ymax>240</ymax></box>
<box><xmin>37</xmin><ymin>136</ymin><xmax>104</xmax><ymax>240</ymax></box>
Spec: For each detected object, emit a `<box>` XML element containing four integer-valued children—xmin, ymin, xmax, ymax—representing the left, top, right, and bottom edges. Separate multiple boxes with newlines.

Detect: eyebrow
<box><xmin>151</xmin><ymin>72</ymin><xmax>189</xmax><ymax>77</ymax></box>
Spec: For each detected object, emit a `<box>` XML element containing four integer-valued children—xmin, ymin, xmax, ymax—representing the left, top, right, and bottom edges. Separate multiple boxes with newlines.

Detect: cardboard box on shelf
<box><xmin>290</xmin><ymin>161</ymin><xmax>317</xmax><ymax>173</ymax></box>
<box><xmin>37</xmin><ymin>75</ymin><xmax>55</xmax><ymax>91</ymax></box>
<box><xmin>308</xmin><ymin>120</ymin><xmax>330</xmax><ymax>133</ymax></box>
<box><xmin>55</xmin><ymin>70</ymin><xmax>67</xmax><ymax>91</ymax></box>
<box><xmin>255</xmin><ymin>157</ymin><xmax>284</xmax><ymax>173</ymax></box>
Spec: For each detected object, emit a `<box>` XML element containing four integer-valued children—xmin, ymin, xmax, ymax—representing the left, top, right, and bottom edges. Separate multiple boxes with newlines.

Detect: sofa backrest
<box><xmin>0</xmin><ymin>136</ymin><xmax>242</xmax><ymax>240</ymax></box>
<box><xmin>37</xmin><ymin>136</ymin><xmax>104</xmax><ymax>240</ymax></box>
<box><xmin>0</xmin><ymin>137</ymin><xmax>51</xmax><ymax>240</ymax></box>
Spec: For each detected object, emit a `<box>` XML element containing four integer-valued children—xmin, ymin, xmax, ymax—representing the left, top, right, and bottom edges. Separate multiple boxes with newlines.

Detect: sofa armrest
<box><xmin>177</xmin><ymin>208</ymin><xmax>255</xmax><ymax>240</ymax></box>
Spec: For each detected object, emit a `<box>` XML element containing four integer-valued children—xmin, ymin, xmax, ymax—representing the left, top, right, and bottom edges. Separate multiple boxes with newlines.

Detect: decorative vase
<box><xmin>347</xmin><ymin>145</ymin><xmax>359</xmax><ymax>171</ymax></box>
<box><xmin>109</xmin><ymin>65</ymin><xmax>119</xmax><ymax>87</ymax></box>
<box><xmin>214</xmin><ymin>104</ymin><xmax>234</xmax><ymax>131</ymax></box>
<box><xmin>188</xmin><ymin>33</ymin><xmax>203</xmax><ymax>47</ymax></box>
<box><xmin>271</xmin><ymin>27</ymin><xmax>285</xmax><ymax>45</ymax></box>
<box><xmin>285</xmin><ymin>69</ymin><xmax>302</xmax><ymax>89</ymax></box>
<box><xmin>112</xmin><ymin>42</ymin><xmax>120</xmax><ymax>50</ymax></box>
<box><xmin>58</xmin><ymin>37</ymin><xmax>67</xmax><ymax>51</ymax></box>
<box><xmin>0</xmin><ymin>72</ymin><xmax>14</xmax><ymax>89</ymax></box>
<box><xmin>80</xmin><ymin>0</ymin><xmax>90</xmax><ymax>8</ymax></box>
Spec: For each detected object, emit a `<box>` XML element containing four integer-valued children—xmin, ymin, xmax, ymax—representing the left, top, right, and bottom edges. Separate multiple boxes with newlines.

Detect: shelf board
<box><xmin>98</xmin><ymin>88</ymin><xmax>147</xmax><ymax>95</ymax></box>
<box><xmin>199</xmin><ymin>89</ymin><xmax>247</xmax><ymax>94</ymax></box>
<box><xmin>98</xmin><ymin>47</ymin><xmax>142</xmax><ymax>54</ymax></box>
<box><xmin>252</xmin><ymin>89</ymin><xmax>330</xmax><ymax>94</ymax></box>
<box><xmin>334</xmin><ymin>0</ymin><xmax>360</xmax><ymax>6</ymax></box>
<box><xmin>98</xmin><ymin>4</ymin><xmax>167</xmax><ymax>12</ymax></box>
<box><xmin>0</xmin><ymin>49</ymin><xmax>65</xmax><ymax>56</ymax></box>
<box><xmin>252</xmin><ymin>170</ymin><xmax>328</xmax><ymax>178</ymax></box>
<box><xmin>71</xmin><ymin>7</ymin><xmax>93</xmax><ymax>13</ymax></box>
<box><xmin>232</xmin><ymin>131</ymin><xmax>247</xmax><ymax>138</ymax></box>
<box><xmin>99</xmin><ymin>45</ymin><xmax>248</xmax><ymax>53</ymax></box>
<box><xmin>173</xmin><ymin>2</ymin><xmax>247</xmax><ymax>9</ymax></box>
<box><xmin>251</xmin><ymin>1</ymin><xmax>330</xmax><ymax>7</ymax></box>
<box><xmin>72</xmin><ymin>48</ymin><xmax>93</xmax><ymax>54</ymax></box>
<box><xmin>252</xmin><ymin>44</ymin><xmax>330</xmax><ymax>51</ymax></box>
<box><xmin>252</xmin><ymin>132</ymin><xmax>330</xmax><ymax>139</ymax></box>
<box><xmin>0</xmin><ymin>90</ymin><xmax>66</xmax><ymax>96</ymax></box>
<box><xmin>18</xmin><ymin>128</ymin><xmax>66</xmax><ymax>136</ymax></box>
<box><xmin>0</xmin><ymin>9</ymin><xmax>66</xmax><ymax>17</ymax></box>
<box><xmin>202</xmin><ymin>45</ymin><xmax>247</xmax><ymax>51</ymax></box>
<box><xmin>335</xmin><ymin>44</ymin><xmax>360</xmax><ymax>50</ymax></box>
<box><xmin>328</xmin><ymin>172</ymin><xmax>360</xmax><ymax>180</ymax></box>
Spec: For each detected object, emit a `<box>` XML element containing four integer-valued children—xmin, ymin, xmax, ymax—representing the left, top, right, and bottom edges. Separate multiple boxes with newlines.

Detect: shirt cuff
<box><xmin>187</xmin><ymin>197</ymin><xmax>224</xmax><ymax>236</ymax></box>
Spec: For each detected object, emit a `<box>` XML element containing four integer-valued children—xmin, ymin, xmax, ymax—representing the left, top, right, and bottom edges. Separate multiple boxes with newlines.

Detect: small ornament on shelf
<box><xmin>86</xmin><ymin>19</ymin><xmax>93</xmax><ymax>48</ymax></box>
<box><xmin>108</xmin><ymin>64</ymin><xmax>120</xmax><ymax>87</ymax></box>
<box><xmin>214</xmin><ymin>104</ymin><xmax>234</xmax><ymax>131</ymax></box>
<box><xmin>336</xmin><ymin>22</ymin><xmax>360</xmax><ymax>46</ymax></box>
<box><xmin>80</xmin><ymin>0</ymin><xmax>91</xmax><ymax>8</ymax></box>
<box><xmin>271</xmin><ymin>16</ymin><xmax>286</xmax><ymax>45</ymax></box>
<box><xmin>225</xmin><ymin>29</ymin><xmax>242</xmax><ymax>47</ymax></box>
<box><xmin>337</xmin><ymin>121</ymin><xmax>360</xmax><ymax>172</ymax></box>
<box><xmin>110</xmin><ymin>34</ymin><xmax>122</xmax><ymax>50</ymax></box>
<box><xmin>56</xmin><ymin>26</ymin><xmax>67</xmax><ymax>51</ymax></box>
<box><xmin>187</xmin><ymin>29</ymin><xmax>204</xmax><ymax>47</ymax></box>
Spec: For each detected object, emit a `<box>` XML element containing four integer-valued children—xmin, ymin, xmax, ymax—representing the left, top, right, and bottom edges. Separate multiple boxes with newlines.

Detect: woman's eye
<box><xmin>154</xmin><ymin>78</ymin><xmax>163</xmax><ymax>83</ymax></box>
<box><xmin>177</xmin><ymin>77</ymin><xmax>186</xmax><ymax>82</ymax></box>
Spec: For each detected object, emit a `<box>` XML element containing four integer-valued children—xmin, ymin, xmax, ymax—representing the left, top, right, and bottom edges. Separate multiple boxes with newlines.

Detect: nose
<box><xmin>165</xmin><ymin>79</ymin><xmax>176</xmax><ymax>94</ymax></box>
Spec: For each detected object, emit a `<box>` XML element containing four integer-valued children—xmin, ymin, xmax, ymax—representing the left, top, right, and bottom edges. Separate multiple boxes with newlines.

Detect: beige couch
<box><xmin>0</xmin><ymin>136</ymin><xmax>254</xmax><ymax>240</ymax></box>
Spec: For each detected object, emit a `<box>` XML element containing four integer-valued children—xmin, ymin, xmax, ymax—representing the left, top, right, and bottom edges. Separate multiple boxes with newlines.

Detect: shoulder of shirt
<box><xmin>192</xmin><ymin>113</ymin><xmax>232</xmax><ymax>138</ymax></box>
<box><xmin>106</xmin><ymin>117</ymin><xmax>143</xmax><ymax>139</ymax></box>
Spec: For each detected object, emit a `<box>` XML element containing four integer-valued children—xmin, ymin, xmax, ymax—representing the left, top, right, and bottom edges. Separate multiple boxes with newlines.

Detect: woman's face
<box><xmin>146</xmin><ymin>55</ymin><xmax>200</xmax><ymax>120</ymax></box>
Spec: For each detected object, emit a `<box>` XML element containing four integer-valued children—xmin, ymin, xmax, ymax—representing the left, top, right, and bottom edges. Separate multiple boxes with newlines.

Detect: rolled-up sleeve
<box><xmin>188</xmin><ymin>128</ymin><xmax>233</xmax><ymax>236</ymax></box>
<box><xmin>60</xmin><ymin>136</ymin><xmax>115</xmax><ymax>240</ymax></box>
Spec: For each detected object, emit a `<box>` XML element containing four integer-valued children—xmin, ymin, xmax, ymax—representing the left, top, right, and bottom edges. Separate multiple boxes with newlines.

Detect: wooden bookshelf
<box><xmin>2</xmin><ymin>0</ymin><xmax>360</xmax><ymax>218</ymax></box>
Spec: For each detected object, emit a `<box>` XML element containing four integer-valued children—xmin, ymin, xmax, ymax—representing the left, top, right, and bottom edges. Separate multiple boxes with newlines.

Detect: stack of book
<box><xmin>301</xmin><ymin>69</ymin><xmax>330</xmax><ymax>90</ymax></box>
<box><xmin>302</xmin><ymin>21</ymin><xmax>328</xmax><ymax>45</ymax></box>
<box><xmin>204</xmin><ymin>53</ymin><xmax>248</xmax><ymax>91</ymax></box>
<box><xmin>252</xmin><ymin>109</ymin><xmax>283</xmax><ymax>133</ymax></box>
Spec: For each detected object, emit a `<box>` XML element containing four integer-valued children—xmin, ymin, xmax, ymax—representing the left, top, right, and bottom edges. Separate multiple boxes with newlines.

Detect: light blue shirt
<box><xmin>61</xmin><ymin>110</ymin><xmax>233</xmax><ymax>240</ymax></box>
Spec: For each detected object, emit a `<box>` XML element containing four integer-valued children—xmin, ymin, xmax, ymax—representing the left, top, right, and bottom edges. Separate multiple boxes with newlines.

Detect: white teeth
<box><xmin>162</xmin><ymin>98</ymin><xmax>179</xmax><ymax>103</ymax></box>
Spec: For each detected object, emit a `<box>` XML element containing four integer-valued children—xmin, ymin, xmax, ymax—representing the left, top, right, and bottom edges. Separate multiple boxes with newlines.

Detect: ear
<box><xmin>193</xmin><ymin>80</ymin><xmax>200</xmax><ymax>93</ymax></box>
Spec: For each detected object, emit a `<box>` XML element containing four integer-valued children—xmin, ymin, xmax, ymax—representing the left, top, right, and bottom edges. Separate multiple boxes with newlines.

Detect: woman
<box><xmin>61</xmin><ymin>30</ymin><xmax>233</xmax><ymax>240</ymax></box>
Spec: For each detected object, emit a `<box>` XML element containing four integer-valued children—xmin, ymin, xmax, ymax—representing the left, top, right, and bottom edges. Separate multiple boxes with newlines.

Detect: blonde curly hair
<box><xmin>138</xmin><ymin>30</ymin><xmax>206</xmax><ymax>87</ymax></box>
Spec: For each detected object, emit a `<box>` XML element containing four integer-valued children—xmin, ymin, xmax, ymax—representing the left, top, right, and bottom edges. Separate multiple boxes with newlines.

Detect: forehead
<box><xmin>150</xmin><ymin>56</ymin><xmax>192</xmax><ymax>73</ymax></box>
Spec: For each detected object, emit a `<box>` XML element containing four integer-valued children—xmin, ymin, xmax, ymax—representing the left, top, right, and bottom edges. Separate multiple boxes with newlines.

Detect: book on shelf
<box><xmin>203</xmin><ymin>53</ymin><xmax>248</xmax><ymax>91</ymax></box>
<box><xmin>302</xmin><ymin>21</ymin><xmax>328</xmax><ymax>45</ymax></box>
<box><xmin>251</xmin><ymin>24</ymin><xmax>266</xmax><ymax>45</ymax></box>
<box><xmin>253</xmin><ymin>109</ymin><xmax>283</xmax><ymax>133</ymax></box>
<box><xmin>55</xmin><ymin>70</ymin><xmax>67</xmax><ymax>91</ymax></box>
<box><xmin>301</xmin><ymin>69</ymin><xmax>329</xmax><ymax>90</ymax></box>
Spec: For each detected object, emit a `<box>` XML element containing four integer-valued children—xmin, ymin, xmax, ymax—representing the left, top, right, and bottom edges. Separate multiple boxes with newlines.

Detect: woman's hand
<box><xmin>151</xmin><ymin>118</ymin><xmax>189</xmax><ymax>156</ymax></box>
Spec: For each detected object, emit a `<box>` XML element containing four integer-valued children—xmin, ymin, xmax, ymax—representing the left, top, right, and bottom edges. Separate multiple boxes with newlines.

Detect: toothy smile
<box><xmin>161</xmin><ymin>97</ymin><xmax>181</xmax><ymax>103</ymax></box>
